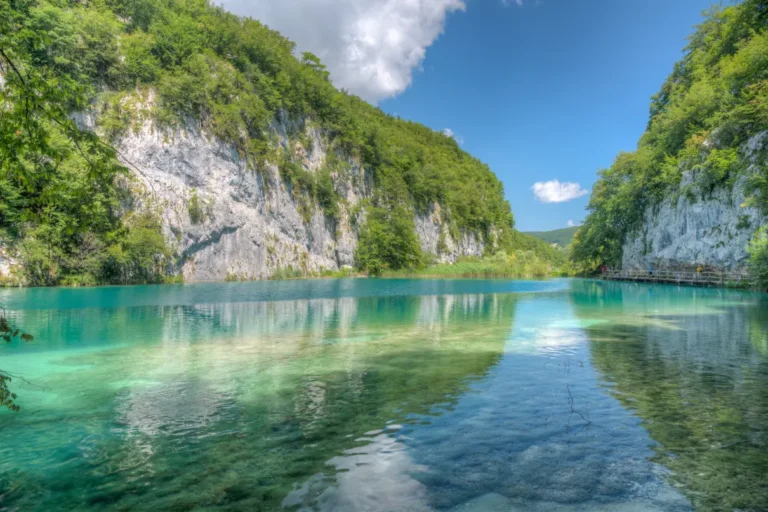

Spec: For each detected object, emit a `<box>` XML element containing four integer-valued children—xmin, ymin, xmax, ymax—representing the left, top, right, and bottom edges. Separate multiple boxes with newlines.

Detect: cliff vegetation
<box><xmin>0</xmin><ymin>0</ymin><xmax>553</xmax><ymax>285</ymax></box>
<box><xmin>571</xmin><ymin>0</ymin><xmax>768</xmax><ymax>282</ymax></box>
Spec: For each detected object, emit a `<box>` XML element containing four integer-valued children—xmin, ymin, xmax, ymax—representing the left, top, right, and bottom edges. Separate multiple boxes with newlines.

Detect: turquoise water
<box><xmin>1</xmin><ymin>278</ymin><xmax>767</xmax><ymax>511</ymax></box>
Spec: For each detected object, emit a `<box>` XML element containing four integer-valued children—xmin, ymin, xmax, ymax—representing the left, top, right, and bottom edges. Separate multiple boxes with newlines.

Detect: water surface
<box><xmin>1</xmin><ymin>279</ymin><xmax>766</xmax><ymax>511</ymax></box>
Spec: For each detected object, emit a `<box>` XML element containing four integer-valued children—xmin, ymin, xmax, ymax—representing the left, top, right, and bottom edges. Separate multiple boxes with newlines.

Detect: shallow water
<box><xmin>1</xmin><ymin>278</ymin><xmax>767</xmax><ymax>511</ymax></box>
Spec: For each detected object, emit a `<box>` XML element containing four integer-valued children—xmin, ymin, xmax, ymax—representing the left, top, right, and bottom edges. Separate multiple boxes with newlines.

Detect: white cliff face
<box><xmin>0</xmin><ymin>243</ymin><xmax>20</xmax><ymax>284</ymax></box>
<box><xmin>114</xmin><ymin>116</ymin><xmax>487</xmax><ymax>281</ymax></box>
<box><xmin>622</xmin><ymin>132</ymin><xmax>768</xmax><ymax>271</ymax></box>
<box><xmin>414</xmin><ymin>203</ymin><xmax>485</xmax><ymax>264</ymax></box>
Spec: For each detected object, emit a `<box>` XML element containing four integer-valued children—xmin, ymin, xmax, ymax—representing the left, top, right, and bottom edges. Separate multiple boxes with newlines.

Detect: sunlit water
<box><xmin>1</xmin><ymin>279</ymin><xmax>767</xmax><ymax>511</ymax></box>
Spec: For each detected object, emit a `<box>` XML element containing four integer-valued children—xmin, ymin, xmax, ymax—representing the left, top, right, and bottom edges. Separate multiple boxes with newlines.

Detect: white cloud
<box><xmin>501</xmin><ymin>0</ymin><xmax>523</xmax><ymax>6</ymax></box>
<box><xmin>219</xmin><ymin>0</ymin><xmax>465</xmax><ymax>103</ymax></box>
<box><xmin>531</xmin><ymin>180</ymin><xmax>589</xmax><ymax>203</ymax></box>
<box><xmin>441</xmin><ymin>128</ymin><xmax>464</xmax><ymax>144</ymax></box>
<box><xmin>567</xmin><ymin>220</ymin><xmax>578</xmax><ymax>227</ymax></box>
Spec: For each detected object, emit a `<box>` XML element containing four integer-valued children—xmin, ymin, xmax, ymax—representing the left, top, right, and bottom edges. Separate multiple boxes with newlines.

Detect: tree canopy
<box><xmin>571</xmin><ymin>0</ymin><xmax>768</xmax><ymax>273</ymax></box>
<box><xmin>1</xmin><ymin>0</ymin><xmax>526</xmax><ymax>280</ymax></box>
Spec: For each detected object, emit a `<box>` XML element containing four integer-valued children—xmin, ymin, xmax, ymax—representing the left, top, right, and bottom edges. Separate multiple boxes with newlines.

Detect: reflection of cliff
<box><xmin>572</xmin><ymin>281</ymin><xmax>768</xmax><ymax>511</ymax></box>
<box><xmin>1</xmin><ymin>292</ymin><xmax>516</xmax><ymax>511</ymax></box>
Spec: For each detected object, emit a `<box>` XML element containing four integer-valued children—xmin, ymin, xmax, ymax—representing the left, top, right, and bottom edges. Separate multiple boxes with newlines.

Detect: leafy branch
<box><xmin>0</xmin><ymin>305</ymin><xmax>34</xmax><ymax>411</ymax></box>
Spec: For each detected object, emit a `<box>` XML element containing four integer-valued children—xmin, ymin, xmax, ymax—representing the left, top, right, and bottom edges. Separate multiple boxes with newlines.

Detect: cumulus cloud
<box><xmin>501</xmin><ymin>0</ymin><xmax>523</xmax><ymax>6</ymax></box>
<box><xmin>219</xmin><ymin>0</ymin><xmax>465</xmax><ymax>103</ymax></box>
<box><xmin>441</xmin><ymin>128</ymin><xmax>464</xmax><ymax>144</ymax></box>
<box><xmin>567</xmin><ymin>220</ymin><xmax>579</xmax><ymax>227</ymax></box>
<box><xmin>531</xmin><ymin>180</ymin><xmax>589</xmax><ymax>203</ymax></box>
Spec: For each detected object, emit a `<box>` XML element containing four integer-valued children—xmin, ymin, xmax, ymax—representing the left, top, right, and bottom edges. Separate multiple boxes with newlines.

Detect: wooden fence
<box><xmin>602</xmin><ymin>268</ymin><xmax>751</xmax><ymax>288</ymax></box>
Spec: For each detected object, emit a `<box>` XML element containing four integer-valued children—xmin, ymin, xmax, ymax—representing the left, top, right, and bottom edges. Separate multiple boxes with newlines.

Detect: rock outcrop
<box><xmin>621</xmin><ymin>132</ymin><xmax>768</xmax><ymax>271</ymax></box>
<box><xmin>113</xmin><ymin>115</ymin><xmax>486</xmax><ymax>281</ymax></box>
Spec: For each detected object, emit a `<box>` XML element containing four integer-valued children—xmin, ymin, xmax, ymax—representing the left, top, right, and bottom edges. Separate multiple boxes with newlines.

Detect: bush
<box><xmin>384</xmin><ymin>250</ymin><xmax>552</xmax><ymax>279</ymax></box>
<box><xmin>355</xmin><ymin>205</ymin><xmax>424</xmax><ymax>275</ymax></box>
<box><xmin>1</xmin><ymin>0</ymin><xmax>534</xmax><ymax>285</ymax></box>
<box><xmin>573</xmin><ymin>1</ymin><xmax>768</xmax><ymax>270</ymax></box>
<box><xmin>188</xmin><ymin>190</ymin><xmax>205</xmax><ymax>224</ymax></box>
<box><xmin>748</xmin><ymin>227</ymin><xmax>768</xmax><ymax>290</ymax></box>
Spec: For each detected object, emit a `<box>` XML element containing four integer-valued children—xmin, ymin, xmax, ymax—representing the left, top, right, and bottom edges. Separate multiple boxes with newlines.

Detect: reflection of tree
<box><xmin>236</xmin><ymin>293</ymin><xmax>517</xmax><ymax>510</ymax></box>
<box><xmin>0</xmin><ymin>306</ymin><xmax>33</xmax><ymax>411</ymax></box>
<box><xmin>574</xmin><ymin>283</ymin><xmax>768</xmax><ymax>511</ymax></box>
<box><xmin>748</xmin><ymin>297</ymin><xmax>768</xmax><ymax>355</ymax></box>
<box><xmin>0</xmin><ymin>292</ymin><xmax>517</xmax><ymax>510</ymax></box>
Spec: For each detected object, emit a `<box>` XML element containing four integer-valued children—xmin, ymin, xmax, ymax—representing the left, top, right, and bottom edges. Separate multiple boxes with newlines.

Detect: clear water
<box><xmin>1</xmin><ymin>279</ymin><xmax>767</xmax><ymax>511</ymax></box>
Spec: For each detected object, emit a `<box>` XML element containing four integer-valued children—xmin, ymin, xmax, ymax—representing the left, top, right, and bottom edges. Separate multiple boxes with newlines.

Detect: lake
<box><xmin>1</xmin><ymin>279</ymin><xmax>767</xmax><ymax>511</ymax></box>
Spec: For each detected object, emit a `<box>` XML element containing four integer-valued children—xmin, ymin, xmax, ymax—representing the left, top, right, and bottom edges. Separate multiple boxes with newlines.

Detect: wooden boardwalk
<box><xmin>602</xmin><ymin>268</ymin><xmax>750</xmax><ymax>288</ymax></box>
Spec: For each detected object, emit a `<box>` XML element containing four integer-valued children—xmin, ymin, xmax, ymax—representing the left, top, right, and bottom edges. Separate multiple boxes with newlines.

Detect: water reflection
<box><xmin>0</xmin><ymin>292</ymin><xmax>515</xmax><ymax>511</ymax></box>
<box><xmin>572</xmin><ymin>280</ymin><xmax>768</xmax><ymax>511</ymax></box>
<box><xmin>288</xmin><ymin>291</ymin><xmax>691</xmax><ymax>512</ymax></box>
<box><xmin>3</xmin><ymin>279</ymin><xmax>765</xmax><ymax>511</ymax></box>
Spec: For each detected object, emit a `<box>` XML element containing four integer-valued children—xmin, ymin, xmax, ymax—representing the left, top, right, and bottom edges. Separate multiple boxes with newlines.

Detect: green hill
<box><xmin>524</xmin><ymin>227</ymin><xmax>579</xmax><ymax>248</ymax></box>
<box><xmin>0</xmin><ymin>0</ymin><xmax>561</xmax><ymax>284</ymax></box>
<box><xmin>571</xmin><ymin>0</ymin><xmax>768</xmax><ymax>273</ymax></box>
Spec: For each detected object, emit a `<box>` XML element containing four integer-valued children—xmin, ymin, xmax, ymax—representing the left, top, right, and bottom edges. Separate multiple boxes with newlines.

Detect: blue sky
<box><xmin>378</xmin><ymin>0</ymin><xmax>717</xmax><ymax>231</ymax></box>
<box><xmin>223</xmin><ymin>0</ymin><xmax>719</xmax><ymax>232</ymax></box>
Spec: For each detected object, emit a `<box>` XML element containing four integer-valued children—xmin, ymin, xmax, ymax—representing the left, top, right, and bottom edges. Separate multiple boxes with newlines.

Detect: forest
<box><xmin>1</xmin><ymin>0</ymin><xmax>560</xmax><ymax>285</ymax></box>
<box><xmin>571</xmin><ymin>0</ymin><xmax>768</xmax><ymax>284</ymax></box>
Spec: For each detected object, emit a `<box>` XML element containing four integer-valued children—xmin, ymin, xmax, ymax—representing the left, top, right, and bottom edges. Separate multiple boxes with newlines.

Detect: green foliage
<box><xmin>269</xmin><ymin>266</ymin><xmax>304</xmax><ymax>280</ymax></box>
<box><xmin>279</xmin><ymin>151</ymin><xmax>342</xmax><ymax>221</ymax></box>
<box><xmin>0</xmin><ymin>0</ymin><xmax>174</xmax><ymax>286</ymax></box>
<box><xmin>573</xmin><ymin>1</ymin><xmax>768</xmax><ymax>271</ymax></box>
<box><xmin>355</xmin><ymin>205</ymin><xmax>424</xmax><ymax>275</ymax></box>
<box><xmin>748</xmin><ymin>227</ymin><xmax>768</xmax><ymax>289</ymax></box>
<box><xmin>524</xmin><ymin>226</ymin><xmax>579</xmax><ymax>247</ymax></box>
<box><xmin>1</xmin><ymin>310</ymin><xmax>33</xmax><ymax>411</ymax></box>
<box><xmin>188</xmin><ymin>190</ymin><xmax>205</xmax><ymax>224</ymax></box>
<box><xmin>736</xmin><ymin>214</ymin><xmax>752</xmax><ymax>230</ymax></box>
<box><xmin>2</xmin><ymin>0</ymin><xmax>520</xmax><ymax>282</ymax></box>
<box><xmin>507</xmin><ymin>230</ymin><xmax>566</xmax><ymax>266</ymax></box>
<box><xmin>104</xmin><ymin>211</ymin><xmax>174</xmax><ymax>284</ymax></box>
<box><xmin>385</xmin><ymin>250</ymin><xmax>552</xmax><ymax>279</ymax></box>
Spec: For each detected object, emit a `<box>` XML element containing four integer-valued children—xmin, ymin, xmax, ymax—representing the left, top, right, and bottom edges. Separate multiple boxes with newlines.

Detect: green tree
<box><xmin>748</xmin><ymin>227</ymin><xmax>768</xmax><ymax>290</ymax></box>
<box><xmin>0</xmin><ymin>308</ymin><xmax>33</xmax><ymax>411</ymax></box>
<box><xmin>572</xmin><ymin>1</ymin><xmax>768</xmax><ymax>271</ymax></box>
<box><xmin>355</xmin><ymin>205</ymin><xmax>424</xmax><ymax>275</ymax></box>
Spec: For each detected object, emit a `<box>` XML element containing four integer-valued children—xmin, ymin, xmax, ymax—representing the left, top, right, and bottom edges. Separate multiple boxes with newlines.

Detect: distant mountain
<box><xmin>524</xmin><ymin>227</ymin><xmax>579</xmax><ymax>248</ymax></box>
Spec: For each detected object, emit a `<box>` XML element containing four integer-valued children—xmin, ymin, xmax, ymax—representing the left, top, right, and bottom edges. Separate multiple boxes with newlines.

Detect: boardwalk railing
<box><xmin>602</xmin><ymin>268</ymin><xmax>751</xmax><ymax>287</ymax></box>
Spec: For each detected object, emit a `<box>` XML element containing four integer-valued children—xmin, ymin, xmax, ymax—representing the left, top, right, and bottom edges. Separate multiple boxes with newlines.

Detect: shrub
<box><xmin>748</xmin><ymin>227</ymin><xmax>768</xmax><ymax>290</ymax></box>
<box><xmin>572</xmin><ymin>1</ymin><xmax>768</xmax><ymax>270</ymax></box>
<box><xmin>355</xmin><ymin>205</ymin><xmax>423</xmax><ymax>275</ymax></box>
<box><xmin>188</xmin><ymin>191</ymin><xmax>205</xmax><ymax>224</ymax></box>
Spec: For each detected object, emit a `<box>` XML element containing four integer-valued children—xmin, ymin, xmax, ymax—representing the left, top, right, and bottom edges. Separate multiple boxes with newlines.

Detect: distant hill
<box><xmin>509</xmin><ymin>231</ymin><xmax>566</xmax><ymax>265</ymax></box>
<box><xmin>524</xmin><ymin>227</ymin><xmax>579</xmax><ymax>248</ymax></box>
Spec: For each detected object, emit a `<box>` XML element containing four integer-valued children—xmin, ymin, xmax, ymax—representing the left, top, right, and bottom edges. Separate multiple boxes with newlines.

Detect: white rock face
<box><xmin>622</xmin><ymin>132</ymin><xmax>768</xmax><ymax>271</ymax></box>
<box><xmin>114</xmin><ymin>116</ymin><xmax>487</xmax><ymax>281</ymax></box>
<box><xmin>414</xmin><ymin>203</ymin><xmax>485</xmax><ymax>264</ymax></box>
<box><xmin>0</xmin><ymin>243</ymin><xmax>19</xmax><ymax>281</ymax></box>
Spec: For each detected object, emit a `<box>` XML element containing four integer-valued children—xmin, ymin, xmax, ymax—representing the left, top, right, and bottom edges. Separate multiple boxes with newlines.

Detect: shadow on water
<box><xmin>0</xmin><ymin>292</ymin><xmax>515</xmax><ymax>511</ymax></box>
<box><xmin>571</xmin><ymin>280</ymin><xmax>768</xmax><ymax>511</ymax></box>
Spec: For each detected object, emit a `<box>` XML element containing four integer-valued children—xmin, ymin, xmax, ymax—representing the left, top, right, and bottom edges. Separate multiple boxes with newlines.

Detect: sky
<box><xmin>220</xmin><ymin>0</ymin><xmax>719</xmax><ymax>231</ymax></box>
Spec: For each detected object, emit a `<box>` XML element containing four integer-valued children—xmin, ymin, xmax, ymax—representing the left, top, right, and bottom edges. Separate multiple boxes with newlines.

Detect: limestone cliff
<box><xmin>621</xmin><ymin>132</ymin><xmax>768</xmax><ymax>271</ymax></box>
<box><xmin>111</xmin><ymin>115</ymin><xmax>486</xmax><ymax>282</ymax></box>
